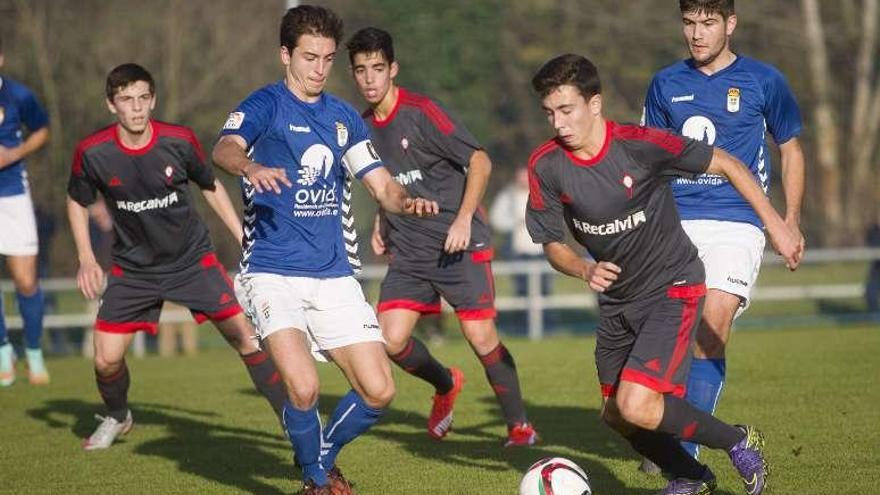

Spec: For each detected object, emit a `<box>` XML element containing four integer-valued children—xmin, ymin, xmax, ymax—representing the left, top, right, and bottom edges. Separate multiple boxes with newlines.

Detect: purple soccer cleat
<box><xmin>656</xmin><ymin>466</ymin><xmax>716</xmax><ymax>495</ymax></box>
<box><xmin>728</xmin><ymin>425</ymin><xmax>769</xmax><ymax>495</ymax></box>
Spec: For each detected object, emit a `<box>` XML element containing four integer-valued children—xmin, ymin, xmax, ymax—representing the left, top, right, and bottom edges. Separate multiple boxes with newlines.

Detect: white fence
<box><xmin>2</xmin><ymin>247</ymin><xmax>879</xmax><ymax>342</ymax></box>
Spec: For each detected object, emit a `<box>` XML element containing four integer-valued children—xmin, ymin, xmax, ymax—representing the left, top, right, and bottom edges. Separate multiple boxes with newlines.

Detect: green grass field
<box><xmin>1</xmin><ymin>325</ymin><xmax>878</xmax><ymax>494</ymax></box>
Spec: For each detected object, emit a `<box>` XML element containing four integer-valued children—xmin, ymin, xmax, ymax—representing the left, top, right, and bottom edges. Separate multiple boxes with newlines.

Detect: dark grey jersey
<box><xmin>364</xmin><ymin>88</ymin><xmax>492</xmax><ymax>261</ymax></box>
<box><xmin>526</xmin><ymin>121</ymin><xmax>713</xmax><ymax>310</ymax></box>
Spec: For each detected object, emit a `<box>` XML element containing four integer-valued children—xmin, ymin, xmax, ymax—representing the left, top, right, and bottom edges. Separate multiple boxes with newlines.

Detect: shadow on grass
<box><xmin>27</xmin><ymin>399</ymin><xmax>290</xmax><ymax>495</ymax></box>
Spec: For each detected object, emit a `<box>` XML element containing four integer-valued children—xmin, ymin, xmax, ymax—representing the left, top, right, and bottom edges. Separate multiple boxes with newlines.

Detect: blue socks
<box><xmin>283</xmin><ymin>402</ymin><xmax>327</xmax><ymax>487</ymax></box>
<box><xmin>16</xmin><ymin>289</ymin><xmax>44</xmax><ymax>349</ymax></box>
<box><xmin>321</xmin><ymin>389</ymin><xmax>383</xmax><ymax>471</ymax></box>
<box><xmin>682</xmin><ymin>358</ymin><xmax>726</xmax><ymax>457</ymax></box>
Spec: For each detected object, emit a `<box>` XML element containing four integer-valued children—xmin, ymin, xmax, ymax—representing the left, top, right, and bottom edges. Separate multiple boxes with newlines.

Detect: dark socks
<box><xmin>241</xmin><ymin>350</ymin><xmax>286</xmax><ymax>418</ymax></box>
<box><xmin>658</xmin><ymin>394</ymin><xmax>744</xmax><ymax>451</ymax></box>
<box><xmin>389</xmin><ymin>338</ymin><xmax>453</xmax><ymax>394</ymax></box>
<box><xmin>96</xmin><ymin>363</ymin><xmax>130</xmax><ymax>422</ymax></box>
<box><xmin>626</xmin><ymin>428</ymin><xmax>707</xmax><ymax>479</ymax></box>
<box><xmin>478</xmin><ymin>343</ymin><xmax>527</xmax><ymax>426</ymax></box>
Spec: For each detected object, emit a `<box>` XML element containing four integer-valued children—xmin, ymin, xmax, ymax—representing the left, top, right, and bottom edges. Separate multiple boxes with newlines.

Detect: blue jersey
<box><xmin>220</xmin><ymin>82</ymin><xmax>383</xmax><ymax>278</ymax></box>
<box><xmin>643</xmin><ymin>56</ymin><xmax>801</xmax><ymax>227</ymax></box>
<box><xmin>0</xmin><ymin>77</ymin><xmax>49</xmax><ymax>197</ymax></box>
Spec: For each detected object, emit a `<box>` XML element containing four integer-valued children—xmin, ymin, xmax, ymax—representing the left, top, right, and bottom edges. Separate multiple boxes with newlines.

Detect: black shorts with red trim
<box><xmin>378</xmin><ymin>248</ymin><xmax>496</xmax><ymax>320</ymax></box>
<box><xmin>96</xmin><ymin>253</ymin><xmax>242</xmax><ymax>335</ymax></box>
<box><xmin>596</xmin><ymin>283</ymin><xmax>705</xmax><ymax>399</ymax></box>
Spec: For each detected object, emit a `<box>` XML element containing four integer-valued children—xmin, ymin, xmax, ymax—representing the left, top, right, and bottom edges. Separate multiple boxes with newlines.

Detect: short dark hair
<box><xmin>532</xmin><ymin>54</ymin><xmax>602</xmax><ymax>100</ymax></box>
<box><xmin>105</xmin><ymin>63</ymin><xmax>155</xmax><ymax>100</ymax></box>
<box><xmin>346</xmin><ymin>27</ymin><xmax>395</xmax><ymax>65</ymax></box>
<box><xmin>279</xmin><ymin>5</ymin><xmax>344</xmax><ymax>53</ymax></box>
<box><xmin>680</xmin><ymin>0</ymin><xmax>735</xmax><ymax>20</ymax></box>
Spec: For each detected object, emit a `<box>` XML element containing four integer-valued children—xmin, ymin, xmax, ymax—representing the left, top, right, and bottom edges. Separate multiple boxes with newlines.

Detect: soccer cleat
<box><xmin>427</xmin><ymin>367</ymin><xmax>464</xmax><ymax>439</ymax></box>
<box><xmin>504</xmin><ymin>422</ymin><xmax>539</xmax><ymax>447</ymax></box>
<box><xmin>0</xmin><ymin>343</ymin><xmax>15</xmax><ymax>387</ymax></box>
<box><xmin>639</xmin><ymin>457</ymin><xmax>663</xmax><ymax>475</ymax></box>
<box><xmin>656</xmin><ymin>466</ymin><xmax>716</xmax><ymax>495</ymax></box>
<box><xmin>728</xmin><ymin>425</ymin><xmax>769</xmax><ymax>495</ymax></box>
<box><xmin>25</xmin><ymin>348</ymin><xmax>50</xmax><ymax>385</ymax></box>
<box><xmin>327</xmin><ymin>466</ymin><xmax>354</xmax><ymax>494</ymax></box>
<box><xmin>83</xmin><ymin>411</ymin><xmax>134</xmax><ymax>450</ymax></box>
<box><xmin>298</xmin><ymin>481</ymin><xmax>332</xmax><ymax>495</ymax></box>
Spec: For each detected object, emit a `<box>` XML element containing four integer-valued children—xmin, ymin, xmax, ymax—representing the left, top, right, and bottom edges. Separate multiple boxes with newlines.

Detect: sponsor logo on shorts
<box><xmin>572</xmin><ymin>210</ymin><xmax>646</xmax><ymax>236</ymax></box>
<box><xmin>116</xmin><ymin>191</ymin><xmax>179</xmax><ymax>213</ymax></box>
<box><xmin>260</xmin><ymin>301</ymin><xmax>271</xmax><ymax>321</ymax></box>
<box><xmin>727</xmin><ymin>276</ymin><xmax>748</xmax><ymax>287</ymax></box>
<box><xmin>363</xmin><ymin>323</ymin><xmax>379</xmax><ymax>330</ymax></box>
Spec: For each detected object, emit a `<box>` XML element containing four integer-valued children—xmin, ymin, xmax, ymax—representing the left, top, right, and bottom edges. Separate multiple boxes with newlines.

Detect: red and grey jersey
<box><xmin>526</xmin><ymin>121</ymin><xmax>713</xmax><ymax>309</ymax></box>
<box><xmin>364</xmin><ymin>88</ymin><xmax>492</xmax><ymax>261</ymax></box>
<box><xmin>67</xmin><ymin>120</ymin><xmax>216</xmax><ymax>274</ymax></box>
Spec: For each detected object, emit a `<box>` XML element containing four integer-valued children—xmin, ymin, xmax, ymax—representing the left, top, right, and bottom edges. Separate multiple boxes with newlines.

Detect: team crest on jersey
<box><xmin>335</xmin><ymin>121</ymin><xmax>349</xmax><ymax>147</ymax></box>
<box><xmin>726</xmin><ymin>88</ymin><xmax>741</xmax><ymax>113</ymax></box>
<box><xmin>164</xmin><ymin>165</ymin><xmax>174</xmax><ymax>185</ymax></box>
<box><xmin>401</xmin><ymin>137</ymin><xmax>409</xmax><ymax>152</ymax></box>
<box><xmin>0</xmin><ymin>106</ymin><xmax>5</xmax><ymax>126</ymax></box>
<box><xmin>621</xmin><ymin>173</ymin><xmax>635</xmax><ymax>199</ymax></box>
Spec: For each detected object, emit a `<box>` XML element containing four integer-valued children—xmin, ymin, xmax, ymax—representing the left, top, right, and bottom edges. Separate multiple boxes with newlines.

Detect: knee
<box><xmin>462</xmin><ymin>323</ymin><xmax>499</xmax><ymax>355</ymax></box>
<box><xmin>15</xmin><ymin>282</ymin><xmax>39</xmax><ymax>298</ymax></box>
<box><xmin>93</xmin><ymin>355</ymin><xmax>123</xmax><ymax>375</ymax></box>
<box><xmin>383</xmin><ymin>331</ymin><xmax>410</xmax><ymax>356</ymax></box>
<box><xmin>285</xmin><ymin>378</ymin><xmax>320</xmax><ymax>410</ymax></box>
<box><xmin>362</xmin><ymin>380</ymin><xmax>395</xmax><ymax>409</ymax></box>
<box><xmin>615</xmin><ymin>394</ymin><xmax>658</xmax><ymax>429</ymax></box>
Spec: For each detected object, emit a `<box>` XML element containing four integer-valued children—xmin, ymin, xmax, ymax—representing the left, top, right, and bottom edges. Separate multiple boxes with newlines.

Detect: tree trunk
<box><xmin>801</xmin><ymin>0</ymin><xmax>845</xmax><ymax>245</ymax></box>
<box><xmin>848</xmin><ymin>0</ymin><xmax>878</xmax><ymax>237</ymax></box>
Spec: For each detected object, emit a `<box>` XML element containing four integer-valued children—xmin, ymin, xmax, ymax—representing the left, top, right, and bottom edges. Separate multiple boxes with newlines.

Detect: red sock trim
<box><xmin>479</xmin><ymin>343</ymin><xmax>505</xmax><ymax>367</ymax></box>
<box><xmin>241</xmin><ymin>350</ymin><xmax>269</xmax><ymax>366</ymax></box>
<box><xmin>96</xmin><ymin>365</ymin><xmax>128</xmax><ymax>384</ymax></box>
<box><xmin>390</xmin><ymin>339</ymin><xmax>415</xmax><ymax>363</ymax></box>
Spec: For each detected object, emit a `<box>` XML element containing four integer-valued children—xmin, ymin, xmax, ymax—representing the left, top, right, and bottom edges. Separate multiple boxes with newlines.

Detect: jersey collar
<box><xmin>685</xmin><ymin>53</ymin><xmax>742</xmax><ymax>80</ymax></box>
<box><xmin>114</xmin><ymin>120</ymin><xmax>158</xmax><ymax>156</ymax></box>
<box><xmin>370</xmin><ymin>87</ymin><xmax>405</xmax><ymax>128</ymax></box>
<box><xmin>562</xmin><ymin>120</ymin><xmax>613</xmax><ymax>167</ymax></box>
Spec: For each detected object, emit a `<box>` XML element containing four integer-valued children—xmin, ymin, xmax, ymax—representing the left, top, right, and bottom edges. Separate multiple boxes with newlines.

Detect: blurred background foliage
<box><xmin>1</xmin><ymin>0</ymin><xmax>878</xmax><ymax>275</ymax></box>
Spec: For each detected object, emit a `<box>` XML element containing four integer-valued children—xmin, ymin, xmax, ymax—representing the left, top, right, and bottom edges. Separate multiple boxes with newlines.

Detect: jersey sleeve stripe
<box><xmin>71</xmin><ymin>126</ymin><xmax>115</xmax><ymax>175</ymax></box>
<box><xmin>400</xmin><ymin>90</ymin><xmax>455</xmax><ymax>135</ymax></box>
<box><xmin>155</xmin><ymin>122</ymin><xmax>207</xmax><ymax>162</ymax></box>
<box><xmin>526</xmin><ymin>139</ymin><xmax>559</xmax><ymax>210</ymax></box>
<box><xmin>613</xmin><ymin>123</ymin><xmax>686</xmax><ymax>156</ymax></box>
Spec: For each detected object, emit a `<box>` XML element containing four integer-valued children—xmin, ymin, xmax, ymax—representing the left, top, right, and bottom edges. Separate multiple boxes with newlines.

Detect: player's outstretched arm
<box><xmin>361</xmin><ymin>167</ymin><xmax>438</xmax><ymax>217</ymax></box>
<box><xmin>543</xmin><ymin>242</ymin><xmax>620</xmax><ymax>293</ymax></box>
<box><xmin>445</xmin><ymin>150</ymin><xmax>492</xmax><ymax>253</ymax></box>
<box><xmin>0</xmin><ymin>127</ymin><xmax>49</xmax><ymax>169</ymax></box>
<box><xmin>67</xmin><ymin>196</ymin><xmax>105</xmax><ymax>300</ymax></box>
<box><xmin>201</xmin><ymin>179</ymin><xmax>244</xmax><ymax>244</ymax></box>
<box><xmin>706</xmin><ymin>148</ymin><xmax>803</xmax><ymax>270</ymax></box>
<box><xmin>212</xmin><ymin>135</ymin><xmax>291</xmax><ymax>194</ymax></box>
<box><xmin>779</xmin><ymin>137</ymin><xmax>806</xmax><ymax>253</ymax></box>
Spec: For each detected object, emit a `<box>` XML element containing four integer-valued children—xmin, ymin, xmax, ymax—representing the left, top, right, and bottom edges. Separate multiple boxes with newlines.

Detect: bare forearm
<box><xmin>376</xmin><ymin>180</ymin><xmax>411</xmax><ymax>214</ymax></box>
<box><xmin>0</xmin><ymin>128</ymin><xmax>49</xmax><ymax>170</ymax></box>
<box><xmin>66</xmin><ymin>197</ymin><xmax>97</xmax><ymax>265</ymax></box>
<box><xmin>707</xmin><ymin>148</ymin><xmax>787</xmax><ymax>230</ymax></box>
<box><xmin>544</xmin><ymin>242</ymin><xmax>592</xmax><ymax>280</ymax></box>
<box><xmin>779</xmin><ymin>139</ymin><xmax>805</xmax><ymax>225</ymax></box>
<box><xmin>202</xmin><ymin>180</ymin><xmax>243</xmax><ymax>242</ymax></box>
<box><xmin>458</xmin><ymin>150</ymin><xmax>492</xmax><ymax>219</ymax></box>
<box><xmin>212</xmin><ymin>136</ymin><xmax>251</xmax><ymax>177</ymax></box>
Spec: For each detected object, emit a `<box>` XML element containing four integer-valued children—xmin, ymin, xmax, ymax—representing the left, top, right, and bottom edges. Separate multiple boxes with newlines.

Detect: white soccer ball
<box><xmin>519</xmin><ymin>457</ymin><xmax>592</xmax><ymax>495</ymax></box>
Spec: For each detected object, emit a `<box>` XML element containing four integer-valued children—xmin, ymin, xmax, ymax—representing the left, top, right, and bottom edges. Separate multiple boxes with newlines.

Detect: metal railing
<box><xmin>2</xmin><ymin>247</ymin><xmax>879</xmax><ymax>343</ymax></box>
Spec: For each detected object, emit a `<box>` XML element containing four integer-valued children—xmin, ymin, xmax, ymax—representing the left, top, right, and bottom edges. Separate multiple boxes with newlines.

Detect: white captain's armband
<box><xmin>343</xmin><ymin>139</ymin><xmax>383</xmax><ymax>178</ymax></box>
<box><xmin>223</xmin><ymin>112</ymin><xmax>245</xmax><ymax>130</ymax></box>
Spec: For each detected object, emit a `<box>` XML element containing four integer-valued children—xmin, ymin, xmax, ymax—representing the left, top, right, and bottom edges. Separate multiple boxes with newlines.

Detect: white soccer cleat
<box><xmin>83</xmin><ymin>411</ymin><xmax>134</xmax><ymax>450</ymax></box>
<box><xmin>25</xmin><ymin>348</ymin><xmax>50</xmax><ymax>385</ymax></box>
<box><xmin>0</xmin><ymin>343</ymin><xmax>15</xmax><ymax>387</ymax></box>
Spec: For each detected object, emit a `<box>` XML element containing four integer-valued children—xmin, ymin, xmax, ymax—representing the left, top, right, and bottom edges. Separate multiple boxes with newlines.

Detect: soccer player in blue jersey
<box><xmin>642</xmin><ymin>0</ymin><xmax>806</xmax><ymax>465</ymax></box>
<box><xmin>0</xmin><ymin>36</ymin><xmax>51</xmax><ymax>387</ymax></box>
<box><xmin>213</xmin><ymin>6</ymin><xmax>438</xmax><ymax>494</ymax></box>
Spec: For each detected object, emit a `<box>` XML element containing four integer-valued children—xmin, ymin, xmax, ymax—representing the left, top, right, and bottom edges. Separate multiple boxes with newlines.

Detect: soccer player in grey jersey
<box><xmin>526</xmin><ymin>54</ymin><xmax>801</xmax><ymax>495</ymax></box>
<box><xmin>347</xmin><ymin>27</ymin><xmax>537</xmax><ymax>447</ymax></box>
